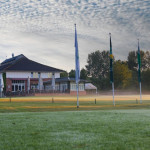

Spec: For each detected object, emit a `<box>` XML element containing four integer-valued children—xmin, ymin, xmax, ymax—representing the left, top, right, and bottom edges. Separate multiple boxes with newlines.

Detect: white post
<box><xmin>140</xmin><ymin>82</ymin><xmax>142</xmax><ymax>104</ymax></box>
<box><xmin>38</xmin><ymin>73</ymin><xmax>41</xmax><ymax>91</ymax></box>
<box><xmin>96</xmin><ymin>88</ymin><xmax>97</xmax><ymax>94</ymax></box>
<box><xmin>52</xmin><ymin>73</ymin><xmax>55</xmax><ymax>92</ymax></box>
<box><xmin>0</xmin><ymin>85</ymin><xmax>2</xmax><ymax>98</ymax></box>
<box><xmin>27</xmin><ymin>76</ymin><xmax>30</xmax><ymax>94</ymax></box>
<box><xmin>0</xmin><ymin>80</ymin><xmax>2</xmax><ymax>98</ymax></box>
<box><xmin>112</xmin><ymin>82</ymin><xmax>115</xmax><ymax>106</ymax></box>
<box><xmin>0</xmin><ymin>74</ymin><xmax>4</xmax><ymax>98</ymax></box>
<box><xmin>77</xmin><ymin>82</ymin><xmax>79</xmax><ymax>108</ymax></box>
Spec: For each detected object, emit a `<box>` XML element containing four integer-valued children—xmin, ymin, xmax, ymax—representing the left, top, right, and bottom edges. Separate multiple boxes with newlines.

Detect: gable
<box><xmin>0</xmin><ymin>54</ymin><xmax>63</xmax><ymax>73</ymax></box>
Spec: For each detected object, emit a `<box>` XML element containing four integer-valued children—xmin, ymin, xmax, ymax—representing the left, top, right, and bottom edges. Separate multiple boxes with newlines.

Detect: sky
<box><xmin>0</xmin><ymin>0</ymin><xmax>149</xmax><ymax>72</ymax></box>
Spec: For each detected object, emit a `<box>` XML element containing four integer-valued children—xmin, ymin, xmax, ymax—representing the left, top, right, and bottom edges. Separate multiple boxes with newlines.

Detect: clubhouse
<box><xmin>0</xmin><ymin>54</ymin><xmax>63</xmax><ymax>96</ymax></box>
<box><xmin>0</xmin><ymin>54</ymin><xmax>87</xmax><ymax>96</ymax></box>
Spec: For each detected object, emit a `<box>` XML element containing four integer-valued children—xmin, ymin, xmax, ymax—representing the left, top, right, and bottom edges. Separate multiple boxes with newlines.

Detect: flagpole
<box><xmin>77</xmin><ymin>82</ymin><xmax>79</xmax><ymax>108</ymax></box>
<box><xmin>109</xmin><ymin>33</ymin><xmax>115</xmax><ymax>106</ymax></box>
<box><xmin>140</xmin><ymin>82</ymin><xmax>142</xmax><ymax>104</ymax></box>
<box><xmin>74</xmin><ymin>24</ymin><xmax>80</xmax><ymax>108</ymax></box>
<box><xmin>112</xmin><ymin>82</ymin><xmax>115</xmax><ymax>106</ymax></box>
<box><xmin>137</xmin><ymin>39</ymin><xmax>142</xmax><ymax>104</ymax></box>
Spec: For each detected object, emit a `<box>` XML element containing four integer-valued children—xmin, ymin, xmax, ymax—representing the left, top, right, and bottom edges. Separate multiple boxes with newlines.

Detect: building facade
<box><xmin>0</xmin><ymin>54</ymin><xmax>63</xmax><ymax>95</ymax></box>
<box><xmin>44</xmin><ymin>77</ymin><xmax>86</xmax><ymax>95</ymax></box>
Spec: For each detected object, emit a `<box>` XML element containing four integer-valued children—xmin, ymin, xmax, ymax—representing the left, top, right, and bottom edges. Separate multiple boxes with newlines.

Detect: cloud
<box><xmin>0</xmin><ymin>0</ymin><xmax>149</xmax><ymax>71</ymax></box>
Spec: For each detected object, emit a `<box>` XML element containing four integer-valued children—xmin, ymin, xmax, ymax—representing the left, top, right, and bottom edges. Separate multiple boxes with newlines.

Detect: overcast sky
<box><xmin>0</xmin><ymin>0</ymin><xmax>149</xmax><ymax>71</ymax></box>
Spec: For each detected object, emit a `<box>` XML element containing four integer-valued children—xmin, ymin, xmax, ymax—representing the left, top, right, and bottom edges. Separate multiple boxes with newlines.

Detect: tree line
<box><xmin>61</xmin><ymin>50</ymin><xmax>150</xmax><ymax>91</ymax></box>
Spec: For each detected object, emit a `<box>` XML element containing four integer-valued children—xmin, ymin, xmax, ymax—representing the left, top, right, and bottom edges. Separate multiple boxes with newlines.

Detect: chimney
<box><xmin>12</xmin><ymin>53</ymin><xmax>14</xmax><ymax>58</ymax></box>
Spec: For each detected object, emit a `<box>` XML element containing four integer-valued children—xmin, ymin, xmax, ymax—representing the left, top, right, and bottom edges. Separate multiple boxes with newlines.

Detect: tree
<box><xmin>141</xmin><ymin>69</ymin><xmax>150</xmax><ymax>90</ymax></box>
<box><xmin>127</xmin><ymin>50</ymin><xmax>150</xmax><ymax>71</ymax></box>
<box><xmin>127</xmin><ymin>50</ymin><xmax>150</xmax><ymax>89</ymax></box>
<box><xmin>80</xmin><ymin>68</ymin><xmax>88</xmax><ymax>80</ymax></box>
<box><xmin>143</xmin><ymin>51</ymin><xmax>150</xmax><ymax>70</ymax></box>
<box><xmin>114</xmin><ymin>60</ymin><xmax>132</xmax><ymax>89</ymax></box>
<box><xmin>127</xmin><ymin>51</ymin><xmax>137</xmax><ymax>71</ymax></box>
<box><xmin>69</xmin><ymin>69</ymin><xmax>75</xmax><ymax>78</ymax></box>
<box><xmin>60</xmin><ymin>71</ymin><xmax>68</xmax><ymax>78</ymax></box>
<box><xmin>86</xmin><ymin>50</ymin><xmax>110</xmax><ymax>90</ymax></box>
<box><xmin>86</xmin><ymin>50</ymin><xmax>110</xmax><ymax>78</ymax></box>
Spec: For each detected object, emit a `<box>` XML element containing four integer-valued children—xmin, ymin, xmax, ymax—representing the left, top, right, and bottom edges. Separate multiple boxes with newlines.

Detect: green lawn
<box><xmin>0</xmin><ymin>109</ymin><xmax>150</xmax><ymax>150</ymax></box>
<box><xmin>0</xmin><ymin>99</ymin><xmax>150</xmax><ymax>112</ymax></box>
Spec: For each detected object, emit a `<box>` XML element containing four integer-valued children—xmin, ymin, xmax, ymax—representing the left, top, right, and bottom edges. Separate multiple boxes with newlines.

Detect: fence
<box><xmin>5</xmin><ymin>89</ymin><xmax>70</xmax><ymax>97</ymax></box>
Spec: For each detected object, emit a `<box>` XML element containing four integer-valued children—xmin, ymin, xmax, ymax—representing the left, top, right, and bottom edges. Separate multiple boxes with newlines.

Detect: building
<box><xmin>85</xmin><ymin>83</ymin><xmax>97</xmax><ymax>94</ymax></box>
<box><xmin>0</xmin><ymin>54</ymin><xmax>63</xmax><ymax>96</ymax></box>
<box><xmin>44</xmin><ymin>77</ymin><xmax>86</xmax><ymax>95</ymax></box>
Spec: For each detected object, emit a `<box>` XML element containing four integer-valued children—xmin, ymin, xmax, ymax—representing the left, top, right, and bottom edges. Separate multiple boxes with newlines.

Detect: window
<box><xmin>33</xmin><ymin>72</ymin><xmax>38</xmax><ymax>78</ymax></box>
<box><xmin>70</xmin><ymin>83</ymin><xmax>84</xmax><ymax>91</ymax></box>
<box><xmin>70</xmin><ymin>84</ymin><xmax>76</xmax><ymax>91</ymax></box>
<box><xmin>31</xmin><ymin>72</ymin><xmax>39</xmax><ymax>78</ymax></box>
<box><xmin>60</xmin><ymin>83</ymin><xmax>67</xmax><ymax>92</ymax></box>
<box><xmin>79</xmin><ymin>84</ymin><xmax>84</xmax><ymax>91</ymax></box>
<box><xmin>31</xmin><ymin>72</ymin><xmax>33</xmax><ymax>78</ymax></box>
<box><xmin>12</xmin><ymin>80</ymin><xmax>25</xmax><ymax>92</ymax></box>
<box><xmin>15</xmin><ymin>85</ymin><xmax>18</xmax><ymax>91</ymax></box>
<box><xmin>12</xmin><ymin>85</ymin><xmax>14</xmax><ymax>92</ymax></box>
<box><xmin>55</xmin><ymin>85</ymin><xmax>59</xmax><ymax>91</ymax></box>
<box><xmin>48</xmin><ymin>73</ymin><xmax>52</xmax><ymax>78</ymax></box>
<box><xmin>38</xmin><ymin>72</ymin><xmax>41</xmax><ymax>78</ymax></box>
<box><xmin>31</xmin><ymin>84</ymin><xmax>38</xmax><ymax>90</ymax></box>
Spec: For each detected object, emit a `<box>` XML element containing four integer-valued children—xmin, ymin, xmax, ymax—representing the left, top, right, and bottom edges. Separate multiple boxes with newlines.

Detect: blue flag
<box><xmin>109</xmin><ymin>33</ymin><xmax>114</xmax><ymax>83</ymax></box>
<box><xmin>74</xmin><ymin>24</ymin><xmax>80</xmax><ymax>84</ymax></box>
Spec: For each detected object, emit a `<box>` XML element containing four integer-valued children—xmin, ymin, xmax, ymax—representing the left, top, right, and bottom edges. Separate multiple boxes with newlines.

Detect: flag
<box><xmin>137</xmin><ymin>39</ymin><xmax>141</xmax><ymax>82</ymax></box>
<box><xmin>74</xmin><ymin>24</ymin><xmax>80</xmax><ymax>84</ymax></box>
<box><xmin>109</xmin><ymin>33</ymin><xmax>113</xmax><ymax>83</ymax></box>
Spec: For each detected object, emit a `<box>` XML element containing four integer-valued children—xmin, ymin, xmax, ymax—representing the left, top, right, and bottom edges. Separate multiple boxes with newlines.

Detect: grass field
<box><xmin>0</xmin><ymin>95</ymin><xmax>150</xmax><ymax>112</ymax></box>
<box><xmin>0</xmin><ymin>95</ymin><xmax>150</xmax><ymax>149</ymax></box>
<box><xmin>0</xmin><ymin>110</ymin><xmax>150</xmax><ymax>150</ymax></box>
